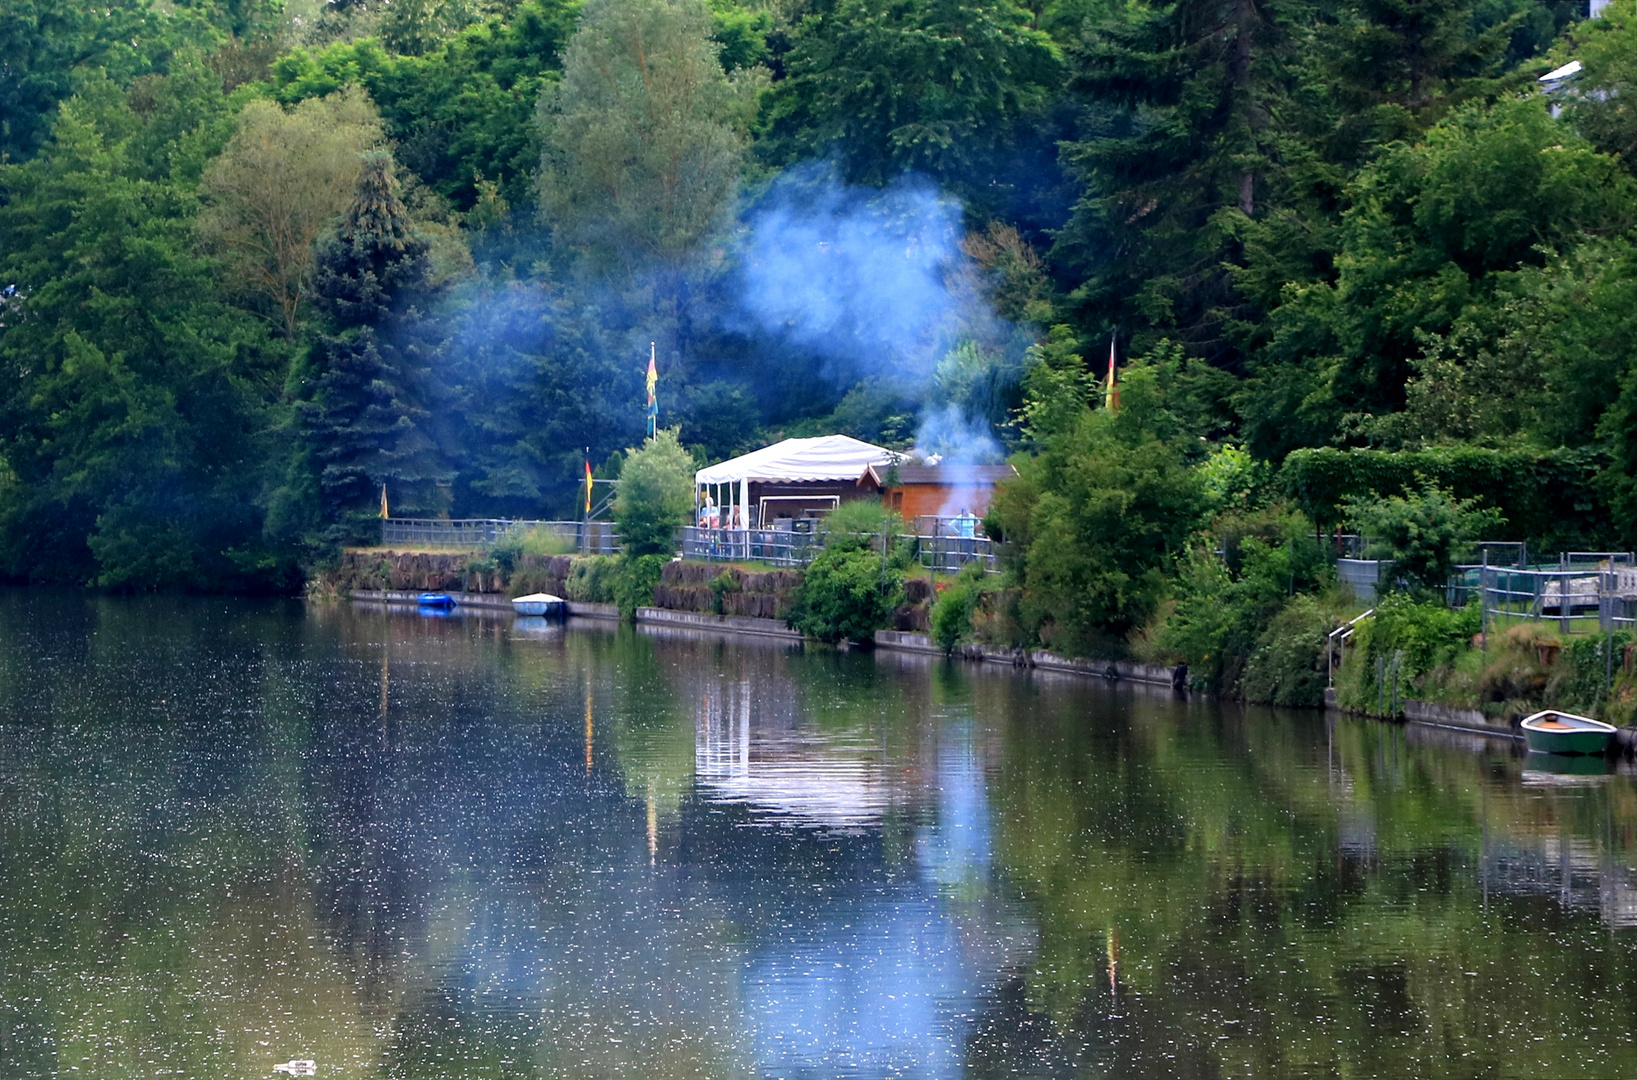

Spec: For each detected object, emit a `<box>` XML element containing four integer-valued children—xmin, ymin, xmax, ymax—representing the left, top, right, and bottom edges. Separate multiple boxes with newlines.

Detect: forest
<box><xmin>5</xmin><ymin>0</ymin><xmax>1637</xmax><ymax>652</ymax></box>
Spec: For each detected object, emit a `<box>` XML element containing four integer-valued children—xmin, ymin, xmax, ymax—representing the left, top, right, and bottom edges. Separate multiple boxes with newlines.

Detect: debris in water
<box><xmin>273</xmin><ymin>1061</ymin><xmax>317</xmax><ymax>1076</ymax></box>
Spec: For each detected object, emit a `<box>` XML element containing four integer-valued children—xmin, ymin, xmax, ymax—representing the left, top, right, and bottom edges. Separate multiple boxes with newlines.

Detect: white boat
<box><xmin>1520</xmin><ymin>709</ymin><xmax>1617</xmax><ymax>756</ymax></box>
<box><xmin>511</xmin><ymin>593</ymin><xmax>565</xmax><ymax>617</ymax></box>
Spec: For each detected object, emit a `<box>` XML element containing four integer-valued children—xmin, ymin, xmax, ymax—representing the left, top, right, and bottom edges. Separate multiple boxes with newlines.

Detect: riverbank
<box><xmin>343</xmin><ymin>569</ymin><xmax>1637</xmax><ymax>755</ymax></box>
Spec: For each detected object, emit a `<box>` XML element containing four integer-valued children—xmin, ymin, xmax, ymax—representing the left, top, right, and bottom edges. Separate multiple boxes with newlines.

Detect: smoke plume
<box><xmin>729</xmin><ymin>163</ymin><xmax>999</xmax><ymax>391</ymax></box>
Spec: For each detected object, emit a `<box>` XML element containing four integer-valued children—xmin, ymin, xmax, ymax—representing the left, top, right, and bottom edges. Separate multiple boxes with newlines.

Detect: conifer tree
<box><xmin>300</xmin><ymin>153</ymin><xmax>449</xmax><ymax>531</ymax></box>
<box><xmin>1052</xmin><ymin>0</ymin><xmax>1299</xmax><ymax>366</ymax></box>
<box><xmin>312</xmin><ymin>153</ymin><xmax>432</xmax><ymax>328</ymax></box>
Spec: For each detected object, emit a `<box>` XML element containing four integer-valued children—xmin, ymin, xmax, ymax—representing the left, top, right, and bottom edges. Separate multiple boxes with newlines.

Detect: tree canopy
<box><xmin>3</xmin><ymin>0</ymin><xmax>1637</xmax><ymax>602</ymax></box>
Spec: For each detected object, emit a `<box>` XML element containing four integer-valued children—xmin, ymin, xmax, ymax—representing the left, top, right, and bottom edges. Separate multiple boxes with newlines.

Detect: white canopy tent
<box><xmin>694</xmin><ymin>435</ymin><xmax>898</xmax><ymax>529</ymax></box>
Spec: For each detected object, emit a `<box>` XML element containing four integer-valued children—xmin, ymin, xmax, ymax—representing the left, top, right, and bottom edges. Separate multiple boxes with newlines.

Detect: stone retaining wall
<box><xmin>651</xmin><ymin>561</ymin><xmax>802</xmax><ymax>620</ymax></box>
<box><xmin>635</xmin><ymin>607</ymin><xmax>803</xmax><ymax>640</ymax></box>
<box><xmin>335</xmin><ymin>550</ymin><xmax>576</xmax><ymax>596</ymax></box>
<box><xmin>872</xmin><ymin>631</ymin><xmax>1189</xmax><ymax>688</ymax></box>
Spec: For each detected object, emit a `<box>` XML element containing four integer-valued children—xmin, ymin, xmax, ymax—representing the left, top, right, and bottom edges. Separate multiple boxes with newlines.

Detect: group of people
<box><xmin>697</xmin><ymin>495</ymin><xmax>743</xmax><ymax>530</ymax></box>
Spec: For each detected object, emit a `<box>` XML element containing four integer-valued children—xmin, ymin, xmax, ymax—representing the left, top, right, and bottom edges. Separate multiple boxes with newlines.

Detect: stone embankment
<box><xmin>873</xmin><ymin>630</ymin><xmax>1189</xmax><ymax>688</ymax></box>
<box><xmin>652</xmin><ymin>561</ymin><xmax>802</xmax><ymax>620</ymax></box>
<box><xmin>332</xmin><ymin>549</ymin><xmax>577</xmax><ymax>596</ymax></box>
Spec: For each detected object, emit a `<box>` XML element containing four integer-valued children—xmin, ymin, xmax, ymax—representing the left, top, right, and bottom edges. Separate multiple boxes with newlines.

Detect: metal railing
<box><xmin>680</xmin><ymin>526</ymin><xmax>824</xmax><ymax>567</ymax></box>
<box><xmin>377</xmin><ymin>517</ymin><xmax>997</xmax><ymax>571</ymax></box>
<box><xmin>680</xmin><ymin>526</ymin><xmax>999</xmax><ymax>573</ymax></box>
<box><xmin>1479</xmin><ymin>564</ymin><xmax>1637</xmax><ymax>636</ymax></box>
<box><xmin>379</xmin><ymin>518</ymin><xmax>619</xmax><ymax>554</ymax></box>
<box><xmin>917</xmin><ymin>533</ymin><xmax>999</xmax><ymax>575</ymax></box>
<box><xmin>912</xmin><ymin>514</ymin><xmax>986</xmax><ymax>539</ymax></box>
<box><xmin>1328</xmin><ymin>608</ymin><xmax>1374</xmax><ymax>687</ymax></box>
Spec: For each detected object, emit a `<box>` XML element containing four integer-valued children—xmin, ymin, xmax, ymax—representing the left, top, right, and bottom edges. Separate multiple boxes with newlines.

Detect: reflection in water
<box><xmin>693</xmin><ymin>667</ymin><xmax>902</xmax><ymax>832</ymax></box>
<box><xmin>2</xmin><ymin>593</ymin><xmax>1637</xmax><ymax>1078</ymax></box>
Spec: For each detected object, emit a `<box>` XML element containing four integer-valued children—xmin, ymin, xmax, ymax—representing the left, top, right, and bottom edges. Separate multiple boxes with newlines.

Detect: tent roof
<box><xmin>695</xmin><ymin>435</ymin><xmax>898</xmax><ymax>485</ymax></box>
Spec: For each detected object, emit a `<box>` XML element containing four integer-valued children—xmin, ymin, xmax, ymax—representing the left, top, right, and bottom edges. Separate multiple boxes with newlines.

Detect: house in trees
<box><xmin>694</xmin><ymin>435</ymin><xmax>896</xmax><ymax>528</ymax></box>
<box><xmin>693</xmin><ymin>435</ymin><xmax>1015</xmax><ymax>533</ymax></box>
<box><xmin>866</xmin><ymin>462</ymin><xmax>1016</xmax><ymax>533</ymax></box>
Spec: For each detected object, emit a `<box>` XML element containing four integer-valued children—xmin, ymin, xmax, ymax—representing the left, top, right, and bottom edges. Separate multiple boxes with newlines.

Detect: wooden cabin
<box><xmin>866</xmin><ymin>463</ymin><xmax>1016</xmax><ymax>530</ymax></box>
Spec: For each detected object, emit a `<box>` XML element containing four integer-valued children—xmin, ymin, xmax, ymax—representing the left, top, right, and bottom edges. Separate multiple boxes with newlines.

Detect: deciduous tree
<box><xmin>198</xmin><ymin>87</ymin><xmax>383</xmax><ymax>338</ymax></box>
<box><xmin>536</xmin><ymin>0</ymin><xmax>765</xmax><ymax>272</ymax></box>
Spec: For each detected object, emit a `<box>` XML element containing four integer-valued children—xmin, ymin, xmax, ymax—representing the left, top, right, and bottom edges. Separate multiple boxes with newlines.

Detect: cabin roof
<box><xmin>865</xmin><ymin>462</ymin><xmax>1016</xmax><ymax>487</ymax></box>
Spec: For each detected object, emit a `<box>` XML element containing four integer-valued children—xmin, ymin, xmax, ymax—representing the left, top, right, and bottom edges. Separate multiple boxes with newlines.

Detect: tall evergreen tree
<box><xmin>1051</xmin><ymin>0</ymin><xmax>1300</xmax><ymax>366</ymax></box>
<box><xmin>1053</xmin><ymin>0</ymin><xmax>1545</xmax><ymax>371</ymax></box>
<box><xmin>298</xmin><ymin>153</ymin><xmax>449</xmax><ymax>533</ymax></box>
<box><xmin>758</xmin><ymin>0</ymin><xmax>1061</xmax><ymax>201</ymax></box>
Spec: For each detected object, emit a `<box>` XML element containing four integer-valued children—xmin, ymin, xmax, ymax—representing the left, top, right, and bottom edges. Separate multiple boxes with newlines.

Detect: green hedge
<box><xmin>1279</xmin><ymin>446</ymin><xmax>1614</xmax><ymax>550</ymax></box>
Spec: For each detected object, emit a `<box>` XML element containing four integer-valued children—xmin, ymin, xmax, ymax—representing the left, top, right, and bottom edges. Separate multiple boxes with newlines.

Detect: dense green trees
<box><xmin>760</xmin><ymin>0</ymin><xmax>1059</xmax><ymax>194</ymax></box>
<box><xmin>198</xmin><ymin>89</ymin><xmax>384</xmax><ymax>337</ymax></box>
<box><xmin>3</xmin><ymin>0</ymin><xmax>1637</xmax><ymax>614</ymax></box>
<box><xmin>989</xmin><ymin>350</ymin><xmax>1208</xmax><ymax>650</ymax></box>
<box><xmin>538</xmin><ymin>0</ymin><xmax>764</xmax><ymax>272</ymax></box>
<box><xmin>1244</xmin><ymin>96</ymin><xmax>1637</xmax><ymax>456</ymax></box>
<box><xmin>0</xmin><ymin>61</ymin><xmax>292</xmax><ymax>589</ymax></box>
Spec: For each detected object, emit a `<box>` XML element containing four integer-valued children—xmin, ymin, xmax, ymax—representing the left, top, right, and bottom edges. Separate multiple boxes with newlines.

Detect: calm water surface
<box><xmin>2</xmin><ymin>591</ymin><xmax>1636</xmax><ymax>1079</ymax></box>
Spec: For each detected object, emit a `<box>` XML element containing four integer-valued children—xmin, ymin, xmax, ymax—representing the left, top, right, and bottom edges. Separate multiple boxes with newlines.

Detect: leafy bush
<box><xmin>614</xmin><ymin>553</ymin><xmax>667</xmax><ymax>618</ymax></box>
<box><xmin>1368</xmin><ymin>592</ymin><xmax>1482</xmax><ymax>673</ymax></box>
<box><xmin>1551</xmin><ymin>632</ymin><xmax>1627</xmax><ymax>715</ymax></box>
<box><xmin>615</xmin><ymin>430</ymin><xmax>694</xmax><ymax>557</ymax></box>
<box><xmin>930</xmin><ymin>562</ymin><xmax>987</xmax><ymax>650</ymax></box>
<box><xmin>1156</xmin><ymin>518</ymin><xmax>1332</xmax><ymax>695</ymax></box>
<box><xmin>566</xmin><ymin>555</ymin><xmax>618</xmax><ymax>603</ymax></box>
<box><xmin>1335</xmin><ymin>593</ymin><xmax>1481</xmax><ymax>713</ymax></box>
<box><xmin>1344</xmin><ymin>483</ymin><xmax>1502</xmax><ymax>593</ymax></box>
<box><xmin>988</xmin><ymin>360</ymin><xmax>1207</xmax><ymax>652</ymax></box>
<box><xmin>787</xmin><ymin>543</ymin><xmax>903</xmax><ymax>643</ymax></box>
<box><xmin>820</xmin><ymin>498</ymin><xmax>902</xmax><ymax>540</ymax></box>
<box><xmin>1241</xmin><ymin>595</ymin><xmax>1332</xmax><ymax>707</ymax></box>
<box><xmin>709</xmin><ymin>570</ymin><xmax>740</xmax><ymax>615</ymax></box>
<box><xmin>492</xmin><ymin>526</ymin><xmax>574</xmax><ymax>572</ymax></box>
<box><xmin>1199</xmin><ymin>443</ymin><xmax>1273</xmax><ymax>514</ymax></box>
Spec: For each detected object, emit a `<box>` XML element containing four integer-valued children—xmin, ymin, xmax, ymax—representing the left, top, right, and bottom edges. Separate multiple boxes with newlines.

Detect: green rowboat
<box><xmin>1520</xmin><ymin>710</ymin><xmax>1616</xmax><ymax>756</ymax></box>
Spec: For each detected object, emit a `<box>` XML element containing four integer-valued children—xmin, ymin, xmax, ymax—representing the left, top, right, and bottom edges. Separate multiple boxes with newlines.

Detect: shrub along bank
<box><xmin>1334</xmin><ymin>593</ymin><xmax>1637</xmax><ymax>725</ymax></box>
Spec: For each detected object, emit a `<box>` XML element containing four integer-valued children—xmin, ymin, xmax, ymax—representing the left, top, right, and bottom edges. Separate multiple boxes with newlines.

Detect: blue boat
<box><xmin>417</xmin><ymin>593</ymin><xmax>457</xmax><ymax>609</ymax></box>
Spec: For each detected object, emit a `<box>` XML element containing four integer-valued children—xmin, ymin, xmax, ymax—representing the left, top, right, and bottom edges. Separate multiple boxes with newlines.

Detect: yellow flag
<box><xmin>1103</xmin><ymin>335</ymin><xmax>1119</xmax><ymax>412</ymax></box>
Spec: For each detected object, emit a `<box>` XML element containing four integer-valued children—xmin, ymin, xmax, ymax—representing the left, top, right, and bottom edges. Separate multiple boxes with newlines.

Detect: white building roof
<box><xmin>695</xmin><ymin>435</ymin><xmax>898</xmax><ymax>485</ymax></box>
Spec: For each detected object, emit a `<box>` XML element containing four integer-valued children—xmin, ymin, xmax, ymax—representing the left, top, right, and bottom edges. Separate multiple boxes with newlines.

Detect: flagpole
<box><xmin>646</xmin><ymin>342</ymin><xmax>658</xmax><ymax>439</ymax></box>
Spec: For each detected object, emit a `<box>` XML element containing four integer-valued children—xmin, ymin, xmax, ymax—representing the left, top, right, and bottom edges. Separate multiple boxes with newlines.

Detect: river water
<box><xmin>1</xmin><ymin>592</ymin><xmax>1636</xmax><ymax>1078</ymax></box>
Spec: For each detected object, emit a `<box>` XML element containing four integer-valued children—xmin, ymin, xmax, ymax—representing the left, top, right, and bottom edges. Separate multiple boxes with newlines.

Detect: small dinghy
<box><xmin>511</xmin><ymin>593</ymin><xmax>565</xmax><ymax>617</ymax></box>
<box><xmin>417</xmin><ymin>592</ymin><xmax>457</xmax><ymax>609</ymax></box>
<box><xmin>1520</xmin><ymin>709</ymin><xmax>1616</xmax><ymax>756</ymax></box>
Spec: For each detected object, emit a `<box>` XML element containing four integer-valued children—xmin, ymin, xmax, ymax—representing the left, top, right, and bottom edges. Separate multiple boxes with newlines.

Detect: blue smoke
<box><xmin>729</xmin><ymin>164</ymin><xmax>984</xmax><ymax>391</ymax></box>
